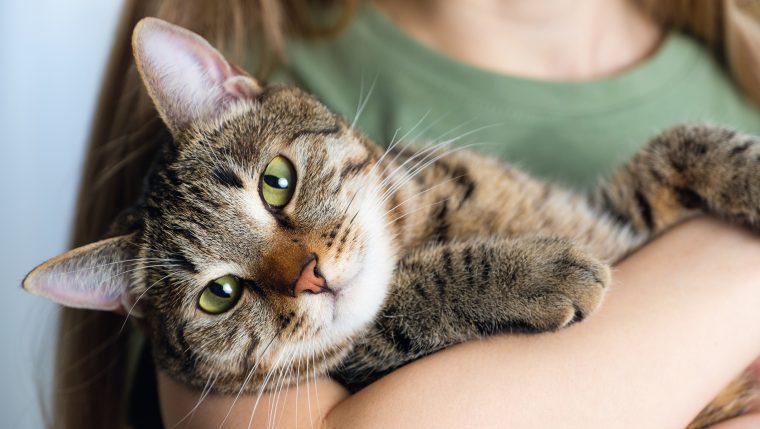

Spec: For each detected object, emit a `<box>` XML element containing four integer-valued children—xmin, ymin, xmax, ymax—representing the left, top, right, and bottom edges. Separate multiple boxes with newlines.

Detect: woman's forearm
<box><xmin>326</xmin><ymin>218</ymin><xmax>760</xmax><ymax>429</ymax></box>
<box><xmin>158</xmin><ymin>218</ymin><xmax>760</xmax><ymax>429</ymax></box>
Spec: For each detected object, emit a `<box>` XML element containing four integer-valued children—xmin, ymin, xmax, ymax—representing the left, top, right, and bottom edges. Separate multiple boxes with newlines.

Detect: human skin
<box><xmin>374</xmin><ymin>0</ymin><xmax>662</xmax><ymax>81</ymax></box>
<box><xmin>159</xmin><ymin>219</ymin><xmax>760</xmax><ymax>428</ymax></box>
<box><xmin>157</xmin><ymin>0</ymin><xmax>760</xmax><ymax>427</ymax></box>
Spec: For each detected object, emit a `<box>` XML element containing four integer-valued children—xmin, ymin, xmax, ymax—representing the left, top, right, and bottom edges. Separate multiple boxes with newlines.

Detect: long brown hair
<box><xmin>55</xmin><ymin>1</ymin><xmax>759</xmax><ymax>428</ymax></box>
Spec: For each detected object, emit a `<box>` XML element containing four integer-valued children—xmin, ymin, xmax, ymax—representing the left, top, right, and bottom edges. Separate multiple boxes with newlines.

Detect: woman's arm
<box><xmin>158</xmin><ymin>218</ymin><xmax>760</xmax><ymax>429</ymax></box>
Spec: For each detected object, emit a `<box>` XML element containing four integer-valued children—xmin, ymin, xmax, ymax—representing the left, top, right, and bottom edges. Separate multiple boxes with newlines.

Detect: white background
<box><xmin>0</xmin><ymin>1</ymin><xmax>123</xmax><ymax>427</ymax></box>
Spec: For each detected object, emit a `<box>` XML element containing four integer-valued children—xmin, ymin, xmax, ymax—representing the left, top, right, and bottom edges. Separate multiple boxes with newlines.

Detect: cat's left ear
<box><xmin>22</xmin><ymin>234</ymin><xmax>144</xmax><ymax>316</ymax></box>
<box><xmin>131</xmin><ymin>17</ymin><xmax>261</xmax><ymax>135</ymax></box>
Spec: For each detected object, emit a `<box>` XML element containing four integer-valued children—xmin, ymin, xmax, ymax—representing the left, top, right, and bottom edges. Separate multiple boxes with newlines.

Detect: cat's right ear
<box><xmin>131</xmin><ymin>17</ymin><xmax>261</xmax><ymax>135</ymax></box>
<box><xmin>22</xmin><ymin>235</ymin><xmax>142</xmax><ymax>316</ymax></box>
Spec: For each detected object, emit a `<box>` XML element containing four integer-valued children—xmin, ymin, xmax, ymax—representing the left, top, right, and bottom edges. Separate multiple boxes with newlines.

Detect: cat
<box><xmin>23</xmin><ymin>18</ymin><xmax>758</xmax><ymax>428</ymax></box>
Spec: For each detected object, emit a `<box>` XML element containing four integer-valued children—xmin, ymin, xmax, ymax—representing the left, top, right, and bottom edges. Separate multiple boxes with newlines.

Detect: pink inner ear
<box><xmin>224</xmin><ymin>75</ymin><xmax>260</xmax><ymax>99</ymax></box>
<box><xmin>177</xmin><ymin>32</ymin><xmax>235</xmax><ymax>84</ymax></box>
<box><xmin>24</xmin><ymin>263</ymin><xmax>125</xmax><ymax>311</ymax></box>
<box><xmin>33</xmin><ymin>275</ymin><xmax>123</xmax><ymax>311</ymax></box>
<box><xmin>22</xmin><ymin>235</ymin><xmax>136</xmax><ymax>313</ymax></box>
<box><xmin>133</xmin><ymin>18</ymin><xmax>261</xmax><ymax>131</ymax></box>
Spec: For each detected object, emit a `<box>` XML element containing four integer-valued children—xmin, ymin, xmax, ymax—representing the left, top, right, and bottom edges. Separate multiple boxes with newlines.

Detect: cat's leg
<box><xmin>592</xmin><ymin>124</ymin><xmax>760</xmax><ymax>237</ymax></box>
<box><xmin>332</xmin><ymin>235</ymin><xmax>610</xmax><ymax>391</ymax></box>
<box><xmin>590</xmin><ymin>124</ymin><xmax>760</xmax><ymax>429</ymax></box>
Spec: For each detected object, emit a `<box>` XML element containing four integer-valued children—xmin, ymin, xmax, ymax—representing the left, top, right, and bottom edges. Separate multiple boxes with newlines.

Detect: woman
<box><xmin>57</xmin><ymin>0</ymin><xmax>760</xmax><ymax>428</ymax></box>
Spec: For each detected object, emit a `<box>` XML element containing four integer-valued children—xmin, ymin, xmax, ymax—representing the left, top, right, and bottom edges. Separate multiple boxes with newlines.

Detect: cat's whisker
<box><xmin>204</xmin><ymin>142</ymin><xmax>225</xmax><ymax>172</ymax></box>
<box><xmin>378</xmin><ymin>118</ymin><xmax>480</xmax><ymax>191</ymax></box>
<box><xmin>305</xmin><ymin>349</ymin><xmax>314</xmax><ymax>428</ymax></box>
<box><xmin>428</xmin><ymin>118</ymin><xmax>474</xmax><ymax>143</ymax></box>
<box><xmin>385</xmin><ymin>121</ymin><xmax>498</xmax><ymax>194</ymax></box>
<box><xmin>54</xmin><ymin>262</ymin><xmax>178</xmax><ymax>290</ymax></box>
<box><xmin>374</xmin><ymin>121</ymin><xmax>483</xmax><ymax>193</ymax></box>
<box><xmin>171</xmin><ymin>370</ymin><xmax>218</xmax><ymax>429</ymax></box>
<box><xmin>374</xmin><ymin>139</ymin><xmax>451</xmax><ymax>201</ymax></box>
<box><xmin>187</xmin><ymin>371</ymin><xmax>220</xmax><ymax>428</ymax></box>
<box><xmin>294</xmin><ymin>356</ymin><xmax>300</xmax><ymax>427</ymax></box>
<box><xmin>351</xmin><ymin>73</ymin><xmax>378</xmax><ymax>130</ymax></box>
<box><xmin>225</xmin><ymin>334</ymin><xmax>278</xmax><ymax>429</ymax></box>
<box><xmin>191</xmin><ymin>128</ymin><xmax>227</xmax><ymax>173</ymax></box>
<box><xmin>387</xmin><ymin>126</ymin><xmax>402</xmax><ymax>147</ymax></box>
<box><xmin>393</xmin><ymin>110</ymin><xmax>432</xmax><ymax>146</ymax></box>
<box><xmin>350</xmin><ymin>74</ymin><xmax>366</xmax><ymax>130</ymax></box>
<box><xmin>313</xmin><ymin>351</ymin><xmax>323</xmax><ymax>413</ymax></box>
<box><xmin>363</xmin><ymin>124</ymin><xmax>403</xmax><ymax>182</ymax></box>
<box><xmin>373</xmin><ymin>112</ymin><xmax>466</xmax><ymax>190</ymax></box>
<box><xmin>120</xmin><ymin>272</ymin><xmax>174</xmax><ymax>332</ymax></box>
<box><xmin>378</xmin><ymin>143</ymin><xmax>486</xmax><ymax>208</ymax></box>
<box><xmin>339</xmin><ymin>187</ymin><xmax>360</xmax><ymax>219</ymax></box>
<box><xmin>279</xmin><ymin>349</ymin><xmax>299</xmax><ymax>425</ymax></box>
<box><xmin>373</xmin><ymin>139</ymin><xmax>429</xmax><ymax>193</ymax></box>
<box><xmin>417</xmin><ymin>113</ymin><xmax>460</xmax><ymax>140</ymax></box>
<box><xmin>384</xmin><ymin>175</ymin><xmax>466</xmax><ymax>216</ymax></box>
<box><xmin>373</xmin><ymin>111</ymin><xmax>433</xmax><ymax>186</ymax></box>
<box><xmin>376</xmin><ymin>125</ymin><xmax>495</xmax><ymax>202</ymax></box>
<box><xmin>247</xmin><ymin>366</ymin><xmax>275</xmax><ymax>429</ymax></box>
<box><xmin>265</xmin><ymin>369</ymin><xmax>280</xmax><ymax>429</ymax></box>
<box><xmin>271</xmin><ymin>351</ymin><xmax>297</xmax><ymax>429</ymax></box>
<box><xmin>247</xmin><ymin>334</ymin><xmax>291</xmax><ymax>429</ymax></box>
<box><xmin>52</xmin><ymin>257</ymin><xmax>179</xmax><ymax>276</ymax></box>
<box><xmin>267</xmin><ymin>352</ymin><xmax>290</xmax><ymax>429</ymax></box>
<box><xmin>375</xmin><ymin>118</ymin><xmax>437</xmax><ymax>183</ymax></box>
<box><xmin>340</xmin><ymin>120</ymin><xmax>412</xmax><ymax>220</ymax></box>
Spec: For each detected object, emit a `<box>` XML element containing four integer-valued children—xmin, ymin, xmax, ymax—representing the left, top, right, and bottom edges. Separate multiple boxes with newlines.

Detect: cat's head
<box><xmin>23</xmin><ymin>18</ymin><xmax>398</xmax><ymax>392</ymax></box>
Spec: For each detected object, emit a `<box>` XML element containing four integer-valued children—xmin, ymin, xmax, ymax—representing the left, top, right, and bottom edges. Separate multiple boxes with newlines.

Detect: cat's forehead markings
<box><xmin>197</xmin><ymin>261</ymin><xmax>244</xmax><ymax>285</ymax></box>
<box><xmin>211</xmin><ymin>165</ymin><xmax>245</xmax><ymax>189</ymax></box>
<box><xmin>290</xmin><ymin>125</ymin><xmax>341</xmax><ymax>143</ymax></box>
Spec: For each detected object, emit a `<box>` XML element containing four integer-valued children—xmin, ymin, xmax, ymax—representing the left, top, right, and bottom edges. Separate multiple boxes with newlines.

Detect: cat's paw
<box><xmin>513</xmin><ymin>238</ymin><xmax>611</xmax><ymax>331</ymax></box>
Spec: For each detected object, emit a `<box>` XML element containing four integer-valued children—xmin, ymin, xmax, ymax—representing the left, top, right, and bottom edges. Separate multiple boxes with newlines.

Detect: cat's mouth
<box><xmin>295</xmin><ymin>255</ymin><xmax>377</xmax><ymax>344</ymax></box>
<box><xmin>328</xmin><ymin>261</ymin><xmax>367</xmax><ymax>320</ymax></box>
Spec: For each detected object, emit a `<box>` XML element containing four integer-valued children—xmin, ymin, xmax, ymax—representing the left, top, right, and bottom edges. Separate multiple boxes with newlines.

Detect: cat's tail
<box><xmin>686</xmin><ymin>368</ymin><xmax>759</xmax><ymax>429</ymax></box>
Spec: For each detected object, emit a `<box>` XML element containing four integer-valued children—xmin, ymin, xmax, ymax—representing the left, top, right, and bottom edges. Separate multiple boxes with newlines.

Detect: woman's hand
<box><xmin>159</xmin><ymin>218</ymin><xmax>760</xmax><ymax>429</ymax></box>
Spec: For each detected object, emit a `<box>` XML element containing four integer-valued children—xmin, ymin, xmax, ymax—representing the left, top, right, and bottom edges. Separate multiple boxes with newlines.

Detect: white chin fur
<box><xmin>331</xmin><ymin>187</ymin><xmax>394</xmax><ymax>338</ymax></box>
<box><xmin>299</xmin><ymin>185</ymin><xmax>395</xmax><ymax>351</ymax></box>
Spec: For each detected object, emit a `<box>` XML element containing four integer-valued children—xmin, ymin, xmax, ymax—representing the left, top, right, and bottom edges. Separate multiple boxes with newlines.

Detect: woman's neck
<box><xmin>373</xmin><ymin>0</ymin><xmax>663</xmax><ymax>81</ymax></box>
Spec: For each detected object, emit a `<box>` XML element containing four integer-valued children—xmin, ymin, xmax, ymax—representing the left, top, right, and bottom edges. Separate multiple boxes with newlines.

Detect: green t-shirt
<box><xmin>265</xmin><ymin>4</ymin><xmax>760</xmax><ymax>189</ymax></box>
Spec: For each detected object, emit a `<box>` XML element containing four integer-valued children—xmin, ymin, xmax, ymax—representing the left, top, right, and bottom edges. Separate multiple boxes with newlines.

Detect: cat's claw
<box><xmin>515</xmin><ymin>240</ymin><xmax>610</xmax><ymax>331</ymax></box>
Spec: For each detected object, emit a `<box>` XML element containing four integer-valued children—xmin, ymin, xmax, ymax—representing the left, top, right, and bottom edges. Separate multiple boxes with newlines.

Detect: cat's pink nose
<box><xmin>294</xmin><ymin>257</ymin><xmax>326</xmax><ymax>295</ymax></box>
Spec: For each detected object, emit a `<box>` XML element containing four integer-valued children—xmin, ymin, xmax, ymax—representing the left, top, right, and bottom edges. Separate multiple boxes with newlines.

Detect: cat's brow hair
<box><xmin>290</xmin><ymin>125</ymin><xmax>340</xmax><ymax>142</ymax></box>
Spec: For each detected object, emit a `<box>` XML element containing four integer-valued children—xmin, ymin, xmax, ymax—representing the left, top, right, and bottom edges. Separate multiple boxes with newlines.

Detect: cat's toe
<box><xmin>547</xmin><ymin>250</ymin><xmax>611</xmax><ymax>328</ymax></box>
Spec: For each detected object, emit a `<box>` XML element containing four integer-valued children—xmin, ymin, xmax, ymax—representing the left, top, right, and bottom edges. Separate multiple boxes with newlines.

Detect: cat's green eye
<box><xmin>198</xmin><ymin>275</ymin><xmax>242</xmax><ymax>314</ymax></box>
<box><xmin>261</xmin><ymin>155</ymin><xmax>296</xmax><ymax>208</ymax></box>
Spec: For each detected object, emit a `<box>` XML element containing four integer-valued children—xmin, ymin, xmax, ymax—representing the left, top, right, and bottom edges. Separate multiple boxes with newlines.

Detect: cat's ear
<box><xmin>22</xmin><ymin>235</ymin><xmax>142</xmax><ymax>316</ymax></box>
<box><xmin>131</xmin><ymin>17</ymin><xmax>261</xmax><ymax>134</ymax></box>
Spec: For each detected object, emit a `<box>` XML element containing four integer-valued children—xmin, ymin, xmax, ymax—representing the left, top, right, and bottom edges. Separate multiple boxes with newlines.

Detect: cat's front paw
<box><xmin>514</xmin><ymin>238</ymin><xmax>611</xmax><ymax>331</ymax></box>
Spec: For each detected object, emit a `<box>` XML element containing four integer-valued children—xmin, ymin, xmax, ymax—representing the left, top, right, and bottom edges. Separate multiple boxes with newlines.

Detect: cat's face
<box><xmin>140</xmin><ymin>85</ymin><xmax>395</xmax><ymax>391</ymax></box>
<box><xmin>23</xmin><ymin>18</ymin><xmax>397</xmax><ymax>393</ymax></box>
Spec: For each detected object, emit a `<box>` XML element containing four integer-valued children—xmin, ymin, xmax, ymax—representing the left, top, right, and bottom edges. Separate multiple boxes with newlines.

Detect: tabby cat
<box><xmin>24</xmin><ymin>18</ymin><xmax>758</xmax><ymax>428</ymax></box>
